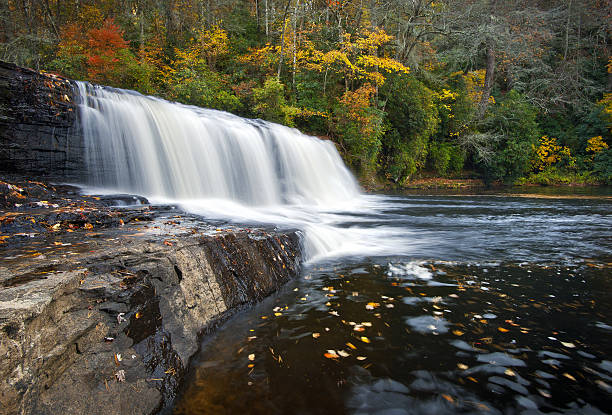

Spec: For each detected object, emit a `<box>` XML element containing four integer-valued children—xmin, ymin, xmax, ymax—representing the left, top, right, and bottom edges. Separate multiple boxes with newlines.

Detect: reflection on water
<box><xmin>174</xmin><ymin>194</ymin><xmax>611</xmax><ymax>414</ymax></box>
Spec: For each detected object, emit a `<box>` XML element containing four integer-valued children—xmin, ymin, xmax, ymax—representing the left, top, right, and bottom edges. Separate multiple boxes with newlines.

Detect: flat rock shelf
<box><xmin>0</xmin><ymin>178</ymin><xmax>301</xmax><ymax>415</ymax></box>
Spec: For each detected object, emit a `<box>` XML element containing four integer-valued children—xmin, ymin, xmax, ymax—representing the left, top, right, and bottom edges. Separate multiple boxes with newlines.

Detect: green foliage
<box><xmin>252</xmin><ymin>78</ymin><xmax>297</xmax><ymax>127</ymax></box>
<box><xmin>428</xmin><ymin>142</ymin><xmax>465</xmax><ymax>176</ymax></box>
<box><xmin>592</xmin><ymin>148</ymin><xmax>612</xmax><ymax>184</ymax></box>
<box><xmin>333</xmin><ymin>84</ymin><xmax>385</xmax><ymax>176</ymax></box>
<box><xmin>169</xmin><ymin>67</ymin><xmax>240</xmax><ymax>112</ymax></box>
<box><xmin>480</xmin><ymin>90</ymin><xmax>540</xmax><ymax>184</ymax></box>
<box><xmin>380</xmin><ymin>75</ymin><xmax>440</xmax><ymax>182</ymax></box>
<box><xmin>518</xmin><ymin>168</ymin><xmax>599</xmax><ymax>186</ymax></box>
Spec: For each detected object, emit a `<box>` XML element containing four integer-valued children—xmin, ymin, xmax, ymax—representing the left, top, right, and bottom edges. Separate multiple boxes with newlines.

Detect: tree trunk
<box><xmin>563</xmin><ymin>0</ymin><xmax>572</xmax><ymax>60</ymax></box>
<box><xmin>277</xmin><ymin>0</ymin><xmax>292</xmax><ymax>79</ymax></box>
<box><xmin>265</xmin><ymin>0</ymin><xmax>269</xmax><ymax>37</ymax></box>
<box><xmin>477</xmin><ymin>45</ymin><xmax>495</xmax><ymax>119</ymax></box>
<box><xmin>292</xmin><ymin>0</ymin><xmax>299</xmax><ymax>91</ymax></box>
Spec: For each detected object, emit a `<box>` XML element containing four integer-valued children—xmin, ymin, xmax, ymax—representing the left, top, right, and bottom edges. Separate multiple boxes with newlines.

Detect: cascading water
<box><xmin>74</xmin><ymin>82</ymin><xmax>409</xmax><ymax>261</ymax></box>
<box><xmin>76</xmin><ymin>82</ymin><xmax>359</xmax><ymax>206</ymax></box>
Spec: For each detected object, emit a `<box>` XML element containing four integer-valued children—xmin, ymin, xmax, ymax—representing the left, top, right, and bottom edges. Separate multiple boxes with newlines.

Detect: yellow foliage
<box><xmin>597</xmin><ymin>93</ymin><xmax>612</xmax><ymax>133</ymax></box>
<box><xmin>532</xmin><ymin>136</ymin><xmax>575</xmax><ymax>171</ymax></box>
<box><xmin>463</xmin><ymin>70</ymin><xmax>495</xmax><ymax>106</ymax></box>
<box><xmin>338</xmin><ymin>84</ymin><xmax>379</xmax><ymax>137</ymax></box>
<box><xmin>586</xmin><ymin>136</ymin><xmax>608</xmax><ymax>154</ymax></box>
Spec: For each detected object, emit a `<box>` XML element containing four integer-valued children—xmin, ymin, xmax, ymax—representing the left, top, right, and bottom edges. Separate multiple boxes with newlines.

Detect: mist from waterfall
<box><xmin>74</xmin><ymin>82</ymin><xmax>412</xmax><ymax>262</ymax></box>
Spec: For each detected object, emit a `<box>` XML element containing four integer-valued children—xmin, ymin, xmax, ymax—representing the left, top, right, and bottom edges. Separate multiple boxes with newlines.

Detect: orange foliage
<box><xmin>86</xmin><ymin>18</ymin><xmax>128</xmax><ymax>83</ymax></box>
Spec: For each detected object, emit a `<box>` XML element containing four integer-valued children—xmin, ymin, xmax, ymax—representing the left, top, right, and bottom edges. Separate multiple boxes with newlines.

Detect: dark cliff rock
<box><xmin>0</xmin><ymin>178</ymin><xmax>301</xmax><ymax>415</ymax></box>
<box><xmin>0</xmin><ymin>61</ymin><xmax>83</xmax><ymax>181</ymax></box>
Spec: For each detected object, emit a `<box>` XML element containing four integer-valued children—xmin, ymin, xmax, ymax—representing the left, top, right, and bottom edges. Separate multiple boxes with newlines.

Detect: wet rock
<box><xmin>0</xmin><ymin>61</ymin><xmax>83</xmax><ymax>181</ymax></box>
<box><xmin>0</xmin><ymin>178</ymin><xmax>302</xmax><ymax>415</ymax></box>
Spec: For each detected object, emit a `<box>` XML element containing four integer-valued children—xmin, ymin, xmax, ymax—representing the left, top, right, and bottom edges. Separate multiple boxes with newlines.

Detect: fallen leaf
<box><xmin>442</xmin><ymin>394</ymin><xmax>454</xmax><ymax>403</ymax></box>
<box><xmin>312</xmin><ymin>333</ymin><xmax>320</xmax><ymax>339</ymax></box>
<box><xmin>452</xmin><ymin>330</ymin><xmax>464</xmax><ymax>336</ymax></box>
<box><xmin>338</xmin><ymin>350</ymin><xmax>350</xmax><ymax>358</ymax></box>
<box><xmin>498</xmin><ymin>327</ymin><xmax>509</xmax><ymax>332</ymax></box>
<box><xmin>360</xmin><ymin>336</ymin><xmax>370</xmax><ymax>343</ymax></box>
<box><xmin>563</xmin><ymin>373</ymin><xmax>576</xmax><ymax>381</ymax></box>
<box><xmin>248</xmin><ymin>354</ymin><xmax>255</xmax><ymax>361</ymax></box>
<box><xmin>324</xmin><ymin>350</ymin><xmax>339</xmax><ymax>359</ymax></box>
<box><xmin>457</xmin><ymin>363</ymin><xmax>468</xmax><ymax>370</ymax></box>
<box><xmin>356</xmin><ymin>356</ymin><xmax>367</xmax><ymax>361</ymax></box>
<box><xmin>560</xmin><ymin>341</ymin><xmax>576</xmax><ymax>348</ymax></box>
<box><xmin>346</xmin><ymin>342</ymin><xmax>356</xmax><ymax>350</ymax></box>
<box><xmin>115</xmin><ymin>370</ymin><xmax>126</xmax><ymax>382</ymax></box>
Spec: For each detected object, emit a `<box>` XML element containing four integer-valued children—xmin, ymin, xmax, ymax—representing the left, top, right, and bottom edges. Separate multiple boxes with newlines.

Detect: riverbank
<box><xmin>0</xmin><ymin>176</ymin><xmax>301</xmax><ymax>414</ymax></box>
<box><xmin>359</xmin><ymin>173</ymin><xmax>609</xmax><ymax>193</ymax></box>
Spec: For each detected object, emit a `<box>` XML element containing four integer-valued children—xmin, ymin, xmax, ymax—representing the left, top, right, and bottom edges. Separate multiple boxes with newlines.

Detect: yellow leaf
<box><xmin>498</xmin><ymin>327</ymin><xmax>509</xmax><ymax>332</ymax></box>
<box><xmin>563</xmin><ymin>373</ymin><xmax>576</xmax><ymax>381</ymax></box>
<box><xmin>360</xmin><ymin>336</ymin><xmax>370</xmax><ymax>343</ymax></box>
<box><xmin>452</xmin><ymin>330</ymin><xmax>464</xmax><ymax>336</ymax></box>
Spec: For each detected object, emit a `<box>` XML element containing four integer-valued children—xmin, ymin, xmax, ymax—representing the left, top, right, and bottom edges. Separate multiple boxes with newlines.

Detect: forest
<box><xmin>1</xmin><ymin>0</ymin><xmax>610</xmax><ymax>186</ymax></box>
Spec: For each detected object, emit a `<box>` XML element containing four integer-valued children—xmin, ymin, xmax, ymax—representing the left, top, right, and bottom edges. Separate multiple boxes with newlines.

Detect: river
<box><xmin>173</xmin><ymin>190</ymin><xmax>612</xmax><ymax>415</ymax></box>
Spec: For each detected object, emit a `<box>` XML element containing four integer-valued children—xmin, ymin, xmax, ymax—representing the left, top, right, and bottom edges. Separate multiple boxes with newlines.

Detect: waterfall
<box><xmin>74</xmin><ymin>83</ymin><xmax>419</xmax><ymax>262</ymax></box>
<box><xmin>75</xmin><ymin>82</ymin><xmax>360</xmax><ymax>207</ymax></box>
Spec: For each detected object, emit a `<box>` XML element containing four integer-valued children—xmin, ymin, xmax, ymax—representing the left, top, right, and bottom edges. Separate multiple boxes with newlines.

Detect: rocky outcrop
<box><xmin>0</xmin><ymin>62</ymin><xmax>305</xmax><ymax>415</ymax></box>
<box><xmin>0</xmin><ymin>180</ymin><xmax>301</xmax><ymax>414</ymax></box>
<box><xmin>0</xmin><ymin>61</ymin><xmax>83</xmax><ymax>181</ymax></box>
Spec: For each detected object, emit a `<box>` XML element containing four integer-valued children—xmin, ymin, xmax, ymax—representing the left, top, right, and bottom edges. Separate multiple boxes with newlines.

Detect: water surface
<box><xmin>174</xmin><ymin>191</ymin><xmax>612</xmax><ymax>414</ymax></box>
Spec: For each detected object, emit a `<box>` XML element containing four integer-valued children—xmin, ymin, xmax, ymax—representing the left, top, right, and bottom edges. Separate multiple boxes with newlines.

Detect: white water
<box><xmin>75</xmin><ymin>82</ymin><xmax>413</xmax><ymax>262</ymax></box>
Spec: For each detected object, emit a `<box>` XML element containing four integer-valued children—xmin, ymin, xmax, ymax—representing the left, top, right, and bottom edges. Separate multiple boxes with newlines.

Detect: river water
<box><xmin>173</xmin><ymin>191</ymin><xmax>612</xmax><ymax>415</ymax></box>
<box><xmin>72</xmin><ymin>83</ymin><xmax>611</xmax><ymax>414</ymax></box>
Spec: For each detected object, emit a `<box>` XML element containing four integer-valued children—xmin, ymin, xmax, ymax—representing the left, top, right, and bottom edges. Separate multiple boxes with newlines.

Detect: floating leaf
<box><xmin>312</xmin><ymin>333</ymin><xmax>320</xmax><ymax>339</ymax></box>
<box><xmin>452</xmin><ymin>330</ymin><xmax>464</xmax><ymax>336</ymax></box>
<box><xmin>356</xmin><ymin>356</ymin><xmax>367</xmax><ymax>361</ymax></box>
<box><xmin>338</xmin><ymin>350</ymin><xmax>350</xmax><ymax>358</ymax></box>
<box><xmin>365</xmin><ymin>302</ymin><xmax>380</xmax><ymax>310</ymax></box>
<box><xmin>457</xmin><ymin>363</ymin><xmax>468</xmax><ymax>370</ymax></box>
<box><xmin>248</xmin><ymin>354</ymin><xmax>255</xmax><ymax>361</ymax></box>
<box><xmin>324</xmin><ymin>350</ymin><xmax>339</xmax><ymax>359</ymax></box>
<box><xmin>442</xmin><ymin>394</ymin><xmax>454</xmax><ymax>403</ymax></box>
<box><xmin>560</xmin><ymin>341</ymin><xmax>576</xmax><ymax>348</ymax></box>
<box><xmin>563</xmin><ymin>373</ymin><xmax>576</xmax><ymax>381</ymax></box>
<box><xmin>346</xmin><ymin>342</ymin><xmax>356</xmax><ymax>350</ymax></box>
<box><xmin>504</xmin><ymin>369</ymin><xmax>516</xmax><ymax>376</ymax></box>
<box><xmin>498</xmin><ymin>327</ymin><xmax>509</xmax><ymax>332</ymax></box>
<box><xmin>360</xmin><ymin>336</ymin><xmax>370</xmax><ymax>343</ymax></box>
